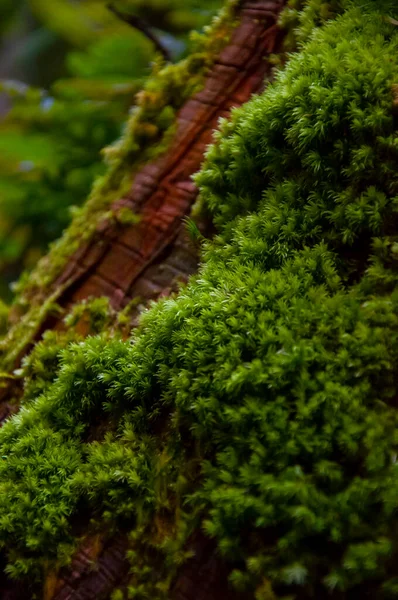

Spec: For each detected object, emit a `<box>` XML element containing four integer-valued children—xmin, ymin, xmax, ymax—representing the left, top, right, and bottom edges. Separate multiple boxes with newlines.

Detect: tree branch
<box><xmin>107</xmin><ymin>4</ymin><xmax>171</xmax><ymax>62</ymax></box>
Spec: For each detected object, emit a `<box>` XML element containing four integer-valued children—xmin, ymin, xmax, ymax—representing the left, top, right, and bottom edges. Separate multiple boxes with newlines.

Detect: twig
<box><xmin>107</xmin><ymin>4</ymin><xmax>171</xmax><ymax>62</ymax></box>
<box><xmin>386</xmin><ymin>16</ymin><xmax>398</xmax><ymax>27</ymax></box>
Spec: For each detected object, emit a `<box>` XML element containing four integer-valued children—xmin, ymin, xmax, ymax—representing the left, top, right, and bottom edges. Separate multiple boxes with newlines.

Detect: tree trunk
<box><xmin>44</xmin><ymin>1</ymin><xmax>286</xmax><ymax>321</ymax></box>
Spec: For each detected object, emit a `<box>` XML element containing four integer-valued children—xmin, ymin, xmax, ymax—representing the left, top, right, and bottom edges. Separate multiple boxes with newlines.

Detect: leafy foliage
<box><xmin>0</xmin><ymin>83</ymin><xmax>128</xmax><ymax>299</ymax></box>
<box><xmin>2</xmin><ymin>1</ymin><xmax>398</xmax><ymax>599</ymax></box>
<box><xmin>110</xmin><ymin>0</ymin><xmax>223</xmax><ymax>36</ymax></box>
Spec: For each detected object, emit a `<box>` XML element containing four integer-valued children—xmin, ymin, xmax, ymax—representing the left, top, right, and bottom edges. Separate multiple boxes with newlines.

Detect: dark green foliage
<box><xmin>0</xmin><ymin>0</ymin><xmax>23</xmax><ymax>35</ymax></box>
<box><xmin>0</xmin><ymin>84</ymin><xmax>127</xmax><ymax>296</ymax></box>
<box><xmin>66</xmin><ymin>34</ymin><xmax>153</xmax><ymax>81</ymax></box>
<box><xmin>2</xmin><ymin>2</ymin><xmax>398</xmax><ymax>598</ymax></box>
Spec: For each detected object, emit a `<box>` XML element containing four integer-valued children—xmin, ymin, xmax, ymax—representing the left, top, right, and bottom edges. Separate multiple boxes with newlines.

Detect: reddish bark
<box><xmin>49</xmin><ymin>0</ymin><xmax>286</xmax><ymax>325</ymax></box>
<box><xmin>52</xmin><ymin>536</ymin><xmax>130</xmax><ymax>600</ymax></box>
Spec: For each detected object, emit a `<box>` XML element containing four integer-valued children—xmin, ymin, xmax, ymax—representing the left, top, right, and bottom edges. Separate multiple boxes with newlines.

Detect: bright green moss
<box><xmin>2</xmin><ymin>2</ymin><xmax>398</xmax><ymax>599</ymax></box>
<box><xmin>278</xmin><ymin>0</ymin><xmax>398</xmax><ymax>51</ymax></box>
<box><xmin>18</xmin><ymin>297</ymin><xmax>116</xmax><ymax>402</ymax></box>
<box><xmin>197</xmin><ymin>5</ymin><xmax>398</xmax><ymax>269</ymax></box>
<box><xmin>278</xmin><ymin>0</ymin><xmax>345</xmax><ymax>52</ymax></box>
<box><xmin>0</xmin><ymin>284</ymin><xmax>69</xmax><ymax>375</ymax></box>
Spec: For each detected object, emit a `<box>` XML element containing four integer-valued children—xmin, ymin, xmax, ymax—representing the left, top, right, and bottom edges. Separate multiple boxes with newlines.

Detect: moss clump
<box><xmin>19</xmin><ymin>297</ymin><xmax>116</xmax><ymax>401</ymax></box>
<box><xmin>279</xmin><ymin>0</ymin><xmax>398</xmax><ymax>51</ymax></box>
<box><xmin>278</xmin><ymin>0</ymin><xmax>345</xmax><ymax>52</ymax></box>
<box><xmin>2</xmin><ymin>2</ymin><xmax>398</xmax><ymax>599</ymax></box>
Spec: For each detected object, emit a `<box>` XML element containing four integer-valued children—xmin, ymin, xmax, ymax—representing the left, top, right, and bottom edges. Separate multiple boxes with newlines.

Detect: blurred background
<box><xmin>0</xmin><ymin>0</ymin><xmax>222</xmax><ymax>301</ymax></box>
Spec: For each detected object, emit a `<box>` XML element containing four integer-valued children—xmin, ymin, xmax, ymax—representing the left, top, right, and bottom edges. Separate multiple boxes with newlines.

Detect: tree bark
<box><xmin>35</xmin><ymin>0</ymin><xmax>287</xmax><ymax>324</ymax></box>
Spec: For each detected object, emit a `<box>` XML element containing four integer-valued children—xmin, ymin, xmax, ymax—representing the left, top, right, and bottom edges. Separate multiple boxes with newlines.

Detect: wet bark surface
<box><xmin>171</xmin><ymin>533</ymin><xmax>250</xmax><ymax>600</ymax></box>
<box><xmin>0</xmin><ymin>1</ymin><xmax>287</xmax><ymax>598</ymax></box>
<box><xmin>53</xmin><ymin>536</ymin><xmax>130</xmax><ymax>600</ymax></box>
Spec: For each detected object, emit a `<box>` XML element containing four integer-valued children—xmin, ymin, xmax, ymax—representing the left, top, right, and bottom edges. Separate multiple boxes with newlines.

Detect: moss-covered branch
<box><xmin>1</xmin><ymin>2</ymin><xmax>398</xmax><ymax>599</ymax></box>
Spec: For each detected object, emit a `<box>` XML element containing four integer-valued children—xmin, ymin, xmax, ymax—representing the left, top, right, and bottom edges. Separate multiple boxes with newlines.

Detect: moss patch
<box><xmin>1</xmin><ymin>5</ymin><xmax>398</xmax><ymax>599</ymax></box>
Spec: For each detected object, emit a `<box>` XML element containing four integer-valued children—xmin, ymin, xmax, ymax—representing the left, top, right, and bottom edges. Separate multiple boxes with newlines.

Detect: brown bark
<box><xmin>1</xmin><ymin>1</ymin><xmax>288</xmax><ymax>598</ymax></box>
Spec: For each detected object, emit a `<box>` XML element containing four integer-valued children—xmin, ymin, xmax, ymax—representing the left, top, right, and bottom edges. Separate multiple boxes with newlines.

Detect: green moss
<box><xmin>278</xmin><ymin>0</ymin><xmax>398</xmax><ymax>52</ymax></box>
<box><xmin>278</xmin><ymin>0</ymin><xmax>345</xmax><ymax>51</ymax></box>
<box><xmin>62</xmin><ymin>295</ymin><xmax>115</xmax><ymax>332</ymax></box>
<box><xmin>19</xmin><ymin>297</ymin><xmax>116</xmax><ymax>401</ymax></box>
<box><xmin>3</xmin><ymin>2</ymin><xmax>398</xmax><ymax>598</ymax></box>
<box><xmin>0</xmin><ymin>295</ymin><xmax>116</xmax><ymax>401</ymax></box>
<box><xmin>113</xmin><ymin>206</ymin><xmax>141</xmax><ymax>226</ymax></box>
<box><xmin>0</xmin><ymin>285</ymin><xmax>66</xmax><ymax>375</ymax></box>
